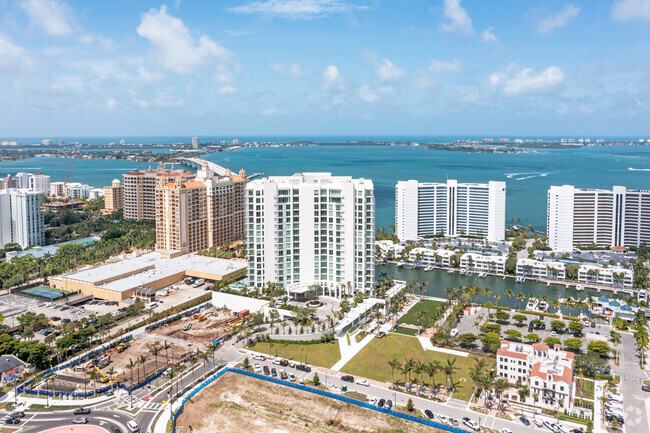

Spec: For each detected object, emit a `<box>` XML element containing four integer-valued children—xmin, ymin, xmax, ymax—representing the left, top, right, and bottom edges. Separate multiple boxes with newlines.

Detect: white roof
<box><xmin>212</xmin><ymin>292</ymin><xmax>269</xmax><ymax>314</ymax></box>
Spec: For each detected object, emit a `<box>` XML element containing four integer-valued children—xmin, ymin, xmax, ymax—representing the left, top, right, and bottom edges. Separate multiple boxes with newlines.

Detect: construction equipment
<box><xmin>182</xmin><ymin>324</ymin><xmax>193</xmax><ymax>331</ymax></box>
<box><xmin>62</xmin><ymin>146</ymin><xmax>78</xmax><ymax>208</ymax></box>
<box><xmin>93</xmin><ymin>365</ymin><xmax>109</xmax><ymax>383</ymax></box>
<box><xmin>198</xmin><ymin>315</ymin><xmax>206</xmax><ymax>322</ymax></box>
<box><xmin>116</xmin><ymin>342</ymin><xmax>130</xmax><ymax>353</ymax></box>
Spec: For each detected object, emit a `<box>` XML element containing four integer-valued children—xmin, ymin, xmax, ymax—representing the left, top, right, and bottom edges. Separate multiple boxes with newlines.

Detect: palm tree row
<box><xmin>387</xmin><ymin>356</ymin><xmax>459</xmax><ymax>396</ymax></box>
<box><xmin>468</xmin><ymin>358</ymin><xmax>510</xmax><ymax>413</ymax></box>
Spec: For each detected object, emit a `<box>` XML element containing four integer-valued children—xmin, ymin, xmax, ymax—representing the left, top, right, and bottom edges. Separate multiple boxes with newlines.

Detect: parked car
<box><xmin>73</xmin><ymin>417</ymin><xmax>89</xmax><ymax>424</ymax></box>
<box><xmin>271</xmin><ymin>368</ymin><xmax>277</xmax><ymax>377</ymax></box>
<box><xmin>253</xmin><ymin>354</ymin><xmax>266</xmax><ymax>361</ymax></box>
<box><xmin>385</xmin><ymin>400</ymin><xmax>393</xmax><ymax>410</ymax></box>
<box><xmin>288</xmin><ymin>373</ymin><xmax>296</xmax><ymax>381</ymax></box>
<box><xmin>263</xmin><ymin>366</ymin><xmax>270</xmax><ymax>375</ymax></box>
<box><xmin>73</xmin><ymin>408</ymin><xmax>91</xmax><ymax>415</ymax></box>
<box><xmin>273</xmin><ymin>358</ymin><xmax>281</xmax><ymax>365</ymax></box>
<box><xmin>111</xmin><ymin>425</ymin><xmax>123</xmax><ymax>433</ymax></box>
<box><xmin>642</xmin><ymin>385</ymin><xmax>650</xmax><ymax>392</ymax></box>
<box><xmin>449</xmin><ymin>418</ymin><xmax>459</xmax><ymax>427</ymax></box>
<box><xmin>462</xmin><ymin>417</ymin><xmax>480</xmax><ymax>432</ymax></box>
<box><xmin>377</xmin><ymin>399</ymin><xmax>385</xmax><ymax>408</ymax></box>
<box><xmin>355</xmin><ymin>379</ymin><xmax>370</xmax><ymax>386</ymax></box>
<box><xmin>341</xmin><ymin>375</ymin><xmax>354</xmax><ymax>383</ymax></box>
<box><xmin>543</xmin><ymin>421</ymin><xmax>558</xmax><ymax>431</ymax></box>
<box><xmin>279</xmin><ymin>369</ymin><xmax>287</xmax><ymax>380</ymax></box>
<box><xmin>438</xmin><ymin>414</ymin><xmax>449</xmax><ymax>424</ymax></box>
<box><xmin>279</xmin><ymin>359</ymin><xmax>289</xmax><ymax>367</ymax></box>
<box><xmin>424</xmin><ymin>410</ymin><xmax>434</xmax><ymax>419</ymax></box>
<box><xmin>502</xmin><ymin>429</ymin><xmax>513</xmax><ymax>433</ymax></box>
<box><xmin>519</xmin><ymin>416</ymin><xmax>531</xmax><ymax>426</ymax></box>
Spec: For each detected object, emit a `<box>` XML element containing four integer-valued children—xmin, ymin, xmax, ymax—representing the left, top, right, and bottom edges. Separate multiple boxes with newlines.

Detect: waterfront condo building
<box><xmin>195</xmin><ymin>162</ymin><xmax>248</xmax><ymax>248</ymax></box>
<box><xmin>246</xmin><ymin>173</ymin><xmax>375</xmax><ymax>296</ymax></box>
<box><xmin>28</xmin><ymin>173</ymin><xmax>51</xmax><ymax>194</ymax></box>
<box><xmin>497</xmin><ymin>341</ymin><xmax>574</xmax><ymax>411</ymax></box>
<box><xmin>49</xmin><ymin>181</ymin><xmax>65</xmax><ymax>197</ymax></box>
<box><xmin>155</xmin><ymin>178</ymin><xmax>208</xmax><ymax>253</ymax></box>
<box><xmin>0</xmin><ymin>189</ymin><xmax>45</xmax><ymax>248</ymax></box>
<box><xmin>154</xmin><ymin>161</ymin><xmax>248</xmax><ymax>253</ymax></box>
<box><xmin>395</xmin><ymin>179</ymin><xmax>506</xmax><ymax>242</ymax></box>
<box><xmin>103</xmin><ymin>179</ymin><xmax>124</xmax><ymax>213</ymax></box>
<box><xmin>547</xmin><ymin>185</ymin><xmax>650</xmax><ymax>251</ymax></box>
<box><xmin>123</xmin><ymin>163</ymin><xmax>195</xmax><ymax>220</ymax></box>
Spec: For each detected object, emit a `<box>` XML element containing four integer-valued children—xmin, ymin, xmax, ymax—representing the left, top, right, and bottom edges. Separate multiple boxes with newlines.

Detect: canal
<box><xmin>378</xmin><ymin>263</ymin><xmax>631</xmax><ymax>315</ymax></box>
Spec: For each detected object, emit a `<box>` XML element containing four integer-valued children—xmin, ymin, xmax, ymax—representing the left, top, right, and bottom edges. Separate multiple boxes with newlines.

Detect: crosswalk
<box><xmin>144</xmin><ymin>402</ymin><xmax>165</xmax><ymax>410</ymax></box>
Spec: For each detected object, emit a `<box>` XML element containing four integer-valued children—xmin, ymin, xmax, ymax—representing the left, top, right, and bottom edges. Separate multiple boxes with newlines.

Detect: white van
<box><xmin>126</xmin><ymin>420</ymin><xmax>140</xmax><ymax>432</ymax></box>
<box><xmin>145</xmin><ymin>302</ymin><xmax>158</xmax><ymax>311</ymax></box>
<box><xmin>450</xmin><ymin>328</ymin><xmax>459</xmax><ymax>337</ymax></box>
<box><xmin>155</xmin><ymin>289</ymin><xmax>169</xmax><ymax>297</ymax></box>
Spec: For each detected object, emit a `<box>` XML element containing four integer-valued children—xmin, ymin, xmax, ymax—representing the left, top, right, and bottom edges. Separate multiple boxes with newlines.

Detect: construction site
<box><xmin>149</xmin><ymin>306</ymin><xmax>245</xmax><ymax>348</ymax></box>
<box><xmin>38</xmin><ymin>338</ymin><xmax>192</xmax><ymax>394</ymax></box>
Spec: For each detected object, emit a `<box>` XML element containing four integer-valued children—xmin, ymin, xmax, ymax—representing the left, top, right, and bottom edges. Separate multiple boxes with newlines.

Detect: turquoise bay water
<box><xmin>2</xmin><ymin>144</ymin><xmax>649</xmax><ymax>229</ymax></box>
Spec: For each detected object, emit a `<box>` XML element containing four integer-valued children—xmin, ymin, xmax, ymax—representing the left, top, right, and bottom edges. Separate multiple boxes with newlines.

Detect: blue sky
<box><xmin>1</xmin><ymin>0</ymin><xmax>649</xmax><ymax>137</ymax></box>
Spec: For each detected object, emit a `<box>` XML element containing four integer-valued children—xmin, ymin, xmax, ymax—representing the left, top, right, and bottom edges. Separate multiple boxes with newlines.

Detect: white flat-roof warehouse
<box><xmin>50</xmin><ymin>251</ymin><xmax>247</xmax><ymax>301</ymax></box>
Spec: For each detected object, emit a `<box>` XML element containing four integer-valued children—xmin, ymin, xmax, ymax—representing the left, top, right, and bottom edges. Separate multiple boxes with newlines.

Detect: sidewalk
<box><xmin>331</xmin><ymin>328</ymin><xmax>376</xmax><ymax>371</ymax></box>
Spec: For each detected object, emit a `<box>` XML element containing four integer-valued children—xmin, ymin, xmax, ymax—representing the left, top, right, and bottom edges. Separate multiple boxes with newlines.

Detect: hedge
<box><xmin>515</xmin><ymin>310</ymin><xmax>560</xmax><ymax>319</ymax></box>
<box><xmin>263</xmin><ymin>334</ymin><xmax>337</xmax><ymax>345</ymax></box>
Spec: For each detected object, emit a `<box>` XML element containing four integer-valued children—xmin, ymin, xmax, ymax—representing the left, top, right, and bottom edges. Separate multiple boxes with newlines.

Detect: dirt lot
<box><xmin>151</xmin><ymin>307</ymin><xmax>237</xmax><ymax>347</ymax></box>
<box><xmin>176</xmin><ymin>373</ymin><xmax>443</xmax><ymax>433</ymax></box>
<box><xmin>48</xmin><ymin>337</ymin><xmax>191</xmax><ymax>391</ymax></box>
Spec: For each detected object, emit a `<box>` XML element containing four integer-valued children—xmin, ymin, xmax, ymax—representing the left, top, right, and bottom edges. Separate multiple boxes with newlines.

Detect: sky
<box><xmin>1</xmin><ymin>0</ymin><xmax>650</xmax><ymax>137</ymax></box>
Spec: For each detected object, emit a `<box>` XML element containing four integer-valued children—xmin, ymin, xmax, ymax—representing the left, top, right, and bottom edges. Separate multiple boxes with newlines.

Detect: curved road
<box><xmin>17</xmin><ymin>409</ymin><xmax>134</xmax><ymax>433</ymax></box>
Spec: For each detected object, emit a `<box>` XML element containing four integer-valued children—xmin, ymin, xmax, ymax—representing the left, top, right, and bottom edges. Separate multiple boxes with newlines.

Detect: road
<box><xmin>611</xmin><ymin>332</ymin><xmax>650</xmax><ymax>433</ymax></box>
<box><xmin>17</xmin><ymin>409</ymin><xmax>133</xmax><ymax>433</ymax></box>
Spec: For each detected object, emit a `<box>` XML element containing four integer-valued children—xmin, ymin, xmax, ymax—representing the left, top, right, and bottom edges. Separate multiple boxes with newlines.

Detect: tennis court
<box><xmin>22</xmin><ymin>286</ymin><xmax>70</xmax><ymax>300</ymax></box>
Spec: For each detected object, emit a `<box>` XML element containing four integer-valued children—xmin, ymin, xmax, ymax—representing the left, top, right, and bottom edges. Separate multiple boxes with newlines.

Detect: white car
<box><xmin>502</xmin><ymin>429</ymin><xmax>513</xmax><ymax>433</ymax></box>
<box><xmin>253</xmin><ymin>354</ymin><xmax>266</xmax><ymax>361</ymax></box>
<box><xmin>288</xmin><ymin>373</ymin><xmax>296</xmax><ymax>381</ymax></box>
<box><xmin>273</xmin><ymin>358</ymin><xmax>281</xmax><ymax>365</ymax></box>
<box><xmin>355</xmin><ymin>379</ymin><xmax>370</xmax><ymax>386</ymax></box>
<box><xmin>368</xmin><ymin>396</ymin><xmax>377</xmax><ymax>405</ymax></box>
<box><xmin>463</xmin><ymin>417</ymin><xmax>480</xmax><ymax>432</ymax></box>
<box><xmin>253</xmin><ymin>364</ymin><xmax>262</xmax><ymax>373</ymax></box>
<box><xmin>437</xmin><ymin>414</ymin><xmax>449</xmax><ymax>424</ymax></box>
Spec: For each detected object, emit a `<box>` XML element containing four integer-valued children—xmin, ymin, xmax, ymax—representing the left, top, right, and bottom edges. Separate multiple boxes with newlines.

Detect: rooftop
<box><xmin>56</xmin><ymin>252</ymin><xmax>246</xmax><ymax>293</ymax></box>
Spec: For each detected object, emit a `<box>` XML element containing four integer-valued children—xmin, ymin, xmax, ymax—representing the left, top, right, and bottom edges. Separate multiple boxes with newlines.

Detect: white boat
<box><xmin>576</xmin><ymin>285</ymin><xmax>583</xmax><ymax>291</ymax></box>
<box><xmin>424</xmin><ymin>265</ymin><xmax>433</xmax><ymax>272</ymax></box>
<box><xmin>516</xmin><ymin>276</ymin><xmax>526</xmax><ymax>283</ymax></box>
<box><xmin>460</xmin><ymin>269</ymin><xmax>467</xmax><ymax>275</ymax></box>
<box><xmin>478</xmin><ymin>272</ymin><xmax>487</xmax><ymax>278</ymax></box>
<box><xmin>447</xmin><ymin>268</ymin><xmax>456</xmax><ymax>274</ymax></box>
<box><xmin>526</xmin><ymin>298</ymin><xmax>539</xmax><ymax>310</ymax></box>
<box><xmin>396</xmin><ymin>261</ymin><xmax>405</xmax><ymax>268</ymax></box>
<box><xmin>502</xmin><ymin>275</ymin><xmax>507</xmax><ymax>280</ymax></box>
<box><xmin>537</xmin><ymin>301</ymin><xmax>549</xmax><ymax>312</ymax></box>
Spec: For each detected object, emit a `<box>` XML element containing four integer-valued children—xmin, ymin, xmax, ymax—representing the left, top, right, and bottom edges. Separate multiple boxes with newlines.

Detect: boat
<box><xmin>537</xmin><ymin>301</ymin><xmax>549</xmax><ymax>312</ymax></box>
<box><xmin>516</xmin><ymin>276</ymin><xmax>526</xmax><ymax>283</ymax></box>
<box><xmin>502</xmin><ymin>275</ymin><xmax>507</xmax><ymax>280</ymax></box>
<box><xmin>576</xmin><ymin>285</ymin><xmax>583</xmax><ymax>291</ymax></box>
<box><xmin>448</xmin><ymin>268</ymin><xmax>456</xmax><ymax>274</ymax></box>
<box><xmin>526</xmin><ymin>298</ymin><xmax>539</xmax><ymax>310</ymax></box>
<box><xmin>424</xmin><ymin>265</ymin><xmax>433</xmax><ymax>272</ymax></box>
<box><xmin>460</xmin><ymin>269</ymin><xmax>467</xmax><ymax>275</ymax></box>
<box><xmin>396</xmin><ymin>261</ymin><xmax>405</xmax><ymax>268</ymax></box>
<box><xmin>478</xmin><ymin>272</ymin><xmax>487</xmax><ymax>278</ymax></box>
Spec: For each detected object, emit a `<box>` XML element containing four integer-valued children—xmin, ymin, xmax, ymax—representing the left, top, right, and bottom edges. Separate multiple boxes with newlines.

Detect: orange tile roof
<box><xmin>532</xmin><ymin>343</ymin><xmax>549</xmax><ymax>351</ymax></box>
<box><xmin>182</xmin><ymin>181</ymin><xmax>205</xmax><ymax>188</ymax></box>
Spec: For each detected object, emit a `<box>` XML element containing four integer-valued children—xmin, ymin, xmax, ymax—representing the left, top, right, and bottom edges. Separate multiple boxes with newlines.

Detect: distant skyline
<box><xmin>1</xmin><ymin>0</ymin><xmax>650</xmax><ymax>137</ymax></box>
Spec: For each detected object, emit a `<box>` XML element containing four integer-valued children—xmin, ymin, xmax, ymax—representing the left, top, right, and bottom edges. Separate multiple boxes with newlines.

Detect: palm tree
<box><xmin>493</xmin><ymin>294</ymin><xmax>501</xmax><ymax>305</ymax></box>
<box><xmin>552</xmin><ymin>300</ymin><xmax>561</xmax><ymax>315</ymax></box>
<box><xmin>415</xmin><ymin>362</ymin><xmax>425</xmax><ymax>390</ymax></box>
<box><xmin>425</xmin><ymin>361</ymin><xmax>441</xmax><ymax>392</ymax></box>
<box><xmin>484</xmin><ymin>287</ymin><xmax>492</xmax><ymax>300</ymax></box>
<box><xmin>388</xmin><ymin>359</ymin><xmax>401</xmax><ymax>386</ymax></box>
<box><xmin>516</xmin><ymin>292</ymin><xmax>526</xmax><ymax>307</ymax></box>
<box><xmin>151</xmin><ymin>345</ymin><xmax>162</xmax><ymax>374</ymax></box>
<box><xmin>403</xmin><ymin>358</ymin><xmax>415</xmax><ymax>388</ymax></box>
<box><xmin>468</xmin><ymin>364</ymin><xmax>483</xmax><ymax>403</ymax></box>
<box><xmin>504</xmin><ymin>289</ymin><xmax>515</xmax><ymax>307</ymax></box>
<box><xmin>128</xmin><ymin>358</ymin><xmax>136</xmax><ymax>387</ymax></box>
<box><xmin>190</xmin><ymin>355</ymin><xmax>198</xmax><ymax>383</ymax></box>
<box><xmin>163</xmin><ymin>341</ymin><xmax>171</xmax><ymax>366</ymax></box>
<box><xmin>444</xmin><ymin>357</ymin><xmax>459</xmax><ymax>393</ymax></box>
<box><xmin>88</xmin><ymin>370</ymin><xmax>99</xmax><ymax>397</ymax></box>
<box><xmin>493</xmin><ymin>378</ymin><xmax>509</xmax><ymax>413</ymax></box>
<box><xmin>106</xmin><ymin>367</ymin><xmax>116</xmax><ymax>390</ymax></box>
<box><xmin>200</xmin><ymin>351</ymin><xmax>210</xmax><ymax>374</ymax></box>
<box><xmin>139</xmin><ymin>355</ymin><xmax>148</xmax><ymax>380</ymax></box>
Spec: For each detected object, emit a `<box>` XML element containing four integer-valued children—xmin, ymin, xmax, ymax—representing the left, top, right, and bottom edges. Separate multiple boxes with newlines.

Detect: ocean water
<box><xmin>2</xmin><ymin>144</ymin><xmax>649</xmax><ymax>230</ymax></box>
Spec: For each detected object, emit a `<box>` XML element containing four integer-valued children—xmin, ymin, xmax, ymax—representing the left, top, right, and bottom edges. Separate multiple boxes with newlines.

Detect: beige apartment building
<box><xmin>102</xmin><ymin>179</ymin><xmax>124</xmax><ymax>213</ymax></box>
<box><xmin>154</xmin><ymin>161</ymin><xmax>248</xmax><ymax>254</ymax></box>
<box><xmin>197</xmin><ymin>163</ymin><xmax>248</xmax><ymax>248</ymax></box>
<box><xmin>123</xmin><ymin>163</ymin><xmax>195</xmax><ymax>220</ymax></box>
<box><xmin>155</xmin><ymin>178</ymin><xmax>208</xmax><ymax>253</ymax></box>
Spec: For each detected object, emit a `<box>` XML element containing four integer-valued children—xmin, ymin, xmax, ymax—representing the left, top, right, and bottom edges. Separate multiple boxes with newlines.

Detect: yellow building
<box><xmin>102</xmin><ymin>179</ymin><xmax>124</xmax><ymax>213</ymax></box>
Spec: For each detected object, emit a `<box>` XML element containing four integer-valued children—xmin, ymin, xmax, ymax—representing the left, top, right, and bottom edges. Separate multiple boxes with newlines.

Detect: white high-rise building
<box><xmin>395</xmin><ymin>179</ymin><xmax>506</xmax><ymax>242</ymax></box>
<box><xmin>547</xmin><ymin>185</ymin><xmax>650</xmax><ymax>251</ymax></box>
<box><xmin>246</xmin><ymin>173</ymin><xmax>375</xmax><ymax>296</ymax></box>
<box><xmin>192</xmin><ymin>137</ymin><xmax>199</xmax><ymax>149</ymax></box>
<box><xmin>29</xmin><ymin>174</ymin><xmax>50</xmax><ymax>193</ymax></box>
<box><xmin>15</xmin><ymin>173</ymin><xmax>31</xmax><ymax>189</ymax></box>
<box><xmin>0</xmin><ymin>189</ymin><xmax>45</xmax><ymax>248</ymax></box>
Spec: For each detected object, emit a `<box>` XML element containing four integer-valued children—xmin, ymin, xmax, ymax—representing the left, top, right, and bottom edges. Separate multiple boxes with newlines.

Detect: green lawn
<box><xmin>393</xmin><ymin>326</ymin><xmax>419</xmax><ymax>336</ymax></box>
<box><xmin>398</xmin><ymin>300</ymin><xmax>447</xmax><ymax>328</ymax></box>
<box><xmin>580</xmin><ymin>378</ymin><xmax>595</xmax><ymax>399</ymax></box>
<box><xmin>248</xmin><ymin>341</ymin><xmax>341</xmax><ymax>369</ymax></box>
<box><xmin>340</xmin><ymin>333</ymin><xmax>493</xmax><ymax>401</ymax></box>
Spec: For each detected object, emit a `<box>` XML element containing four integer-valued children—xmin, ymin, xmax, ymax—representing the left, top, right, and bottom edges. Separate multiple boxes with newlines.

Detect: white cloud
<box><xmin>0</xmin><ymin>33</ymin><xmax>33</xmax><ymax>71</ymax></box>
<box><xmin>106</xmin><ymin>98</ymin><xmax>117</xmax><ymax>109</ymax></box>
<box><xmin>377</xmin><ymin>58</ymin><xmax>405</xmax><ymax>82</ymax></box>
<box><xmin>261</xmin><ymin>108</ymin><xmax>281</xmax><ymax>116</ymax></box>
<box><xmin>130</xmin><ymin>86</ymin><xmax>185</xmax><ymax>108</ymax></box>
<box><xmin>217</xmin><ymin>85</ymin><xmax>237</xmax><ymax>95</ymax></box>
<box><xmin>20</xmin><ymin>0</ymin><xmax>74</xmax><ymax>36</ymax></box>
<box><xmin>481</xmin><ymin>27</ymin><xmax>498</xmax><ymax>43</ymax></box>
<box><xmin>457</xmin><ymin>89</ymin><xmax>483</xmax><ymax>104</ymax></box>
<box><xmin>137</xmin><ymin>5</ymin><xmax>231</xmax><ymax>75</ymax></box>
<box><xmin>357</xmin><ymin>85</ymin><xmax>378</xmax><ymax>102</ymax></box>
<box><xmin>269</xmin><ymin>61</ymin><xmax>309</xmax><ymax>78</ymax></box>
<box><xmin>537</xmin><ymin>4</ymin><xmax>580</xmax><ymax>34</ymax></box>
<box><xmin>440</xmin><ymin>0</ymin><xmax>473</xmax><ymax>34</ymax></box>
<box><xmin>138</xmin><ymin>66</ymin><xmax>164</xmax><ymax>83</ymax></box>
<box><xmin>413</xmin><ymin>59</ymin><xmax>461</xmax><ymax>88</ymax></box>
<box><xmin>612</xmin><ymin>0</ymin><xmax>650</xmax><ymax>22</ymax></box>
<box><xmin>230</xmin><ymin>0</ymin><xmax>367</xmax><ymax>19</ymax></box>
<box><xmin>321</xmin><ymin>65</ymin><xmax>345</xmax><ymax>90</ymax></box>
<box><xmin>490</xmin><ymin>65</ymin><xmax>564</xmax><ymax>96</ymax></box>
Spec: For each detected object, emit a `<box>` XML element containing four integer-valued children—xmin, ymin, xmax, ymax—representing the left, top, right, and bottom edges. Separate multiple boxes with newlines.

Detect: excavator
<box><xmin>94</xmin><ymin>365</ymin><xmax>110</xmax><ymax>383</ymax></box>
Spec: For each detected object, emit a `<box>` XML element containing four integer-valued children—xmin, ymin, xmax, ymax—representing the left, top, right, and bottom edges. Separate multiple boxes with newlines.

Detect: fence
<box><xmin>171</xmin><ymin>367</ymin><xmax>470</xmax><ymax>433</ymax></box>
<box><xmin>144</xmin><ymin>302</ymin><xmax>213</xmax><ymax>333</ymax></box>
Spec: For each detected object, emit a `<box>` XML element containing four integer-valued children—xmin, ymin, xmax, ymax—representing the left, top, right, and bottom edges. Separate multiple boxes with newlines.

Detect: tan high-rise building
<box><xmin>123</xmin><ymin>163</ymin><xmax>195</xmax><ymax>220</ymax></box>
<box><xmin>196</xmin><ymin>162</ymin><xmax>248</xmax><ymax>248</ymax></box>
<box><xmin>103</xmin><ymin>179</ymin><xmax>124</xmax><ymax>213</ymax></box>
<box><xmin>154</xmin><ymin>161</ymin><xmax>248</xmax><ymax>253</ymax></box>
<box><xmin>155</xmin><ymin>178</ymin><xmax>208</xmax><ymax>253</ymax></box>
